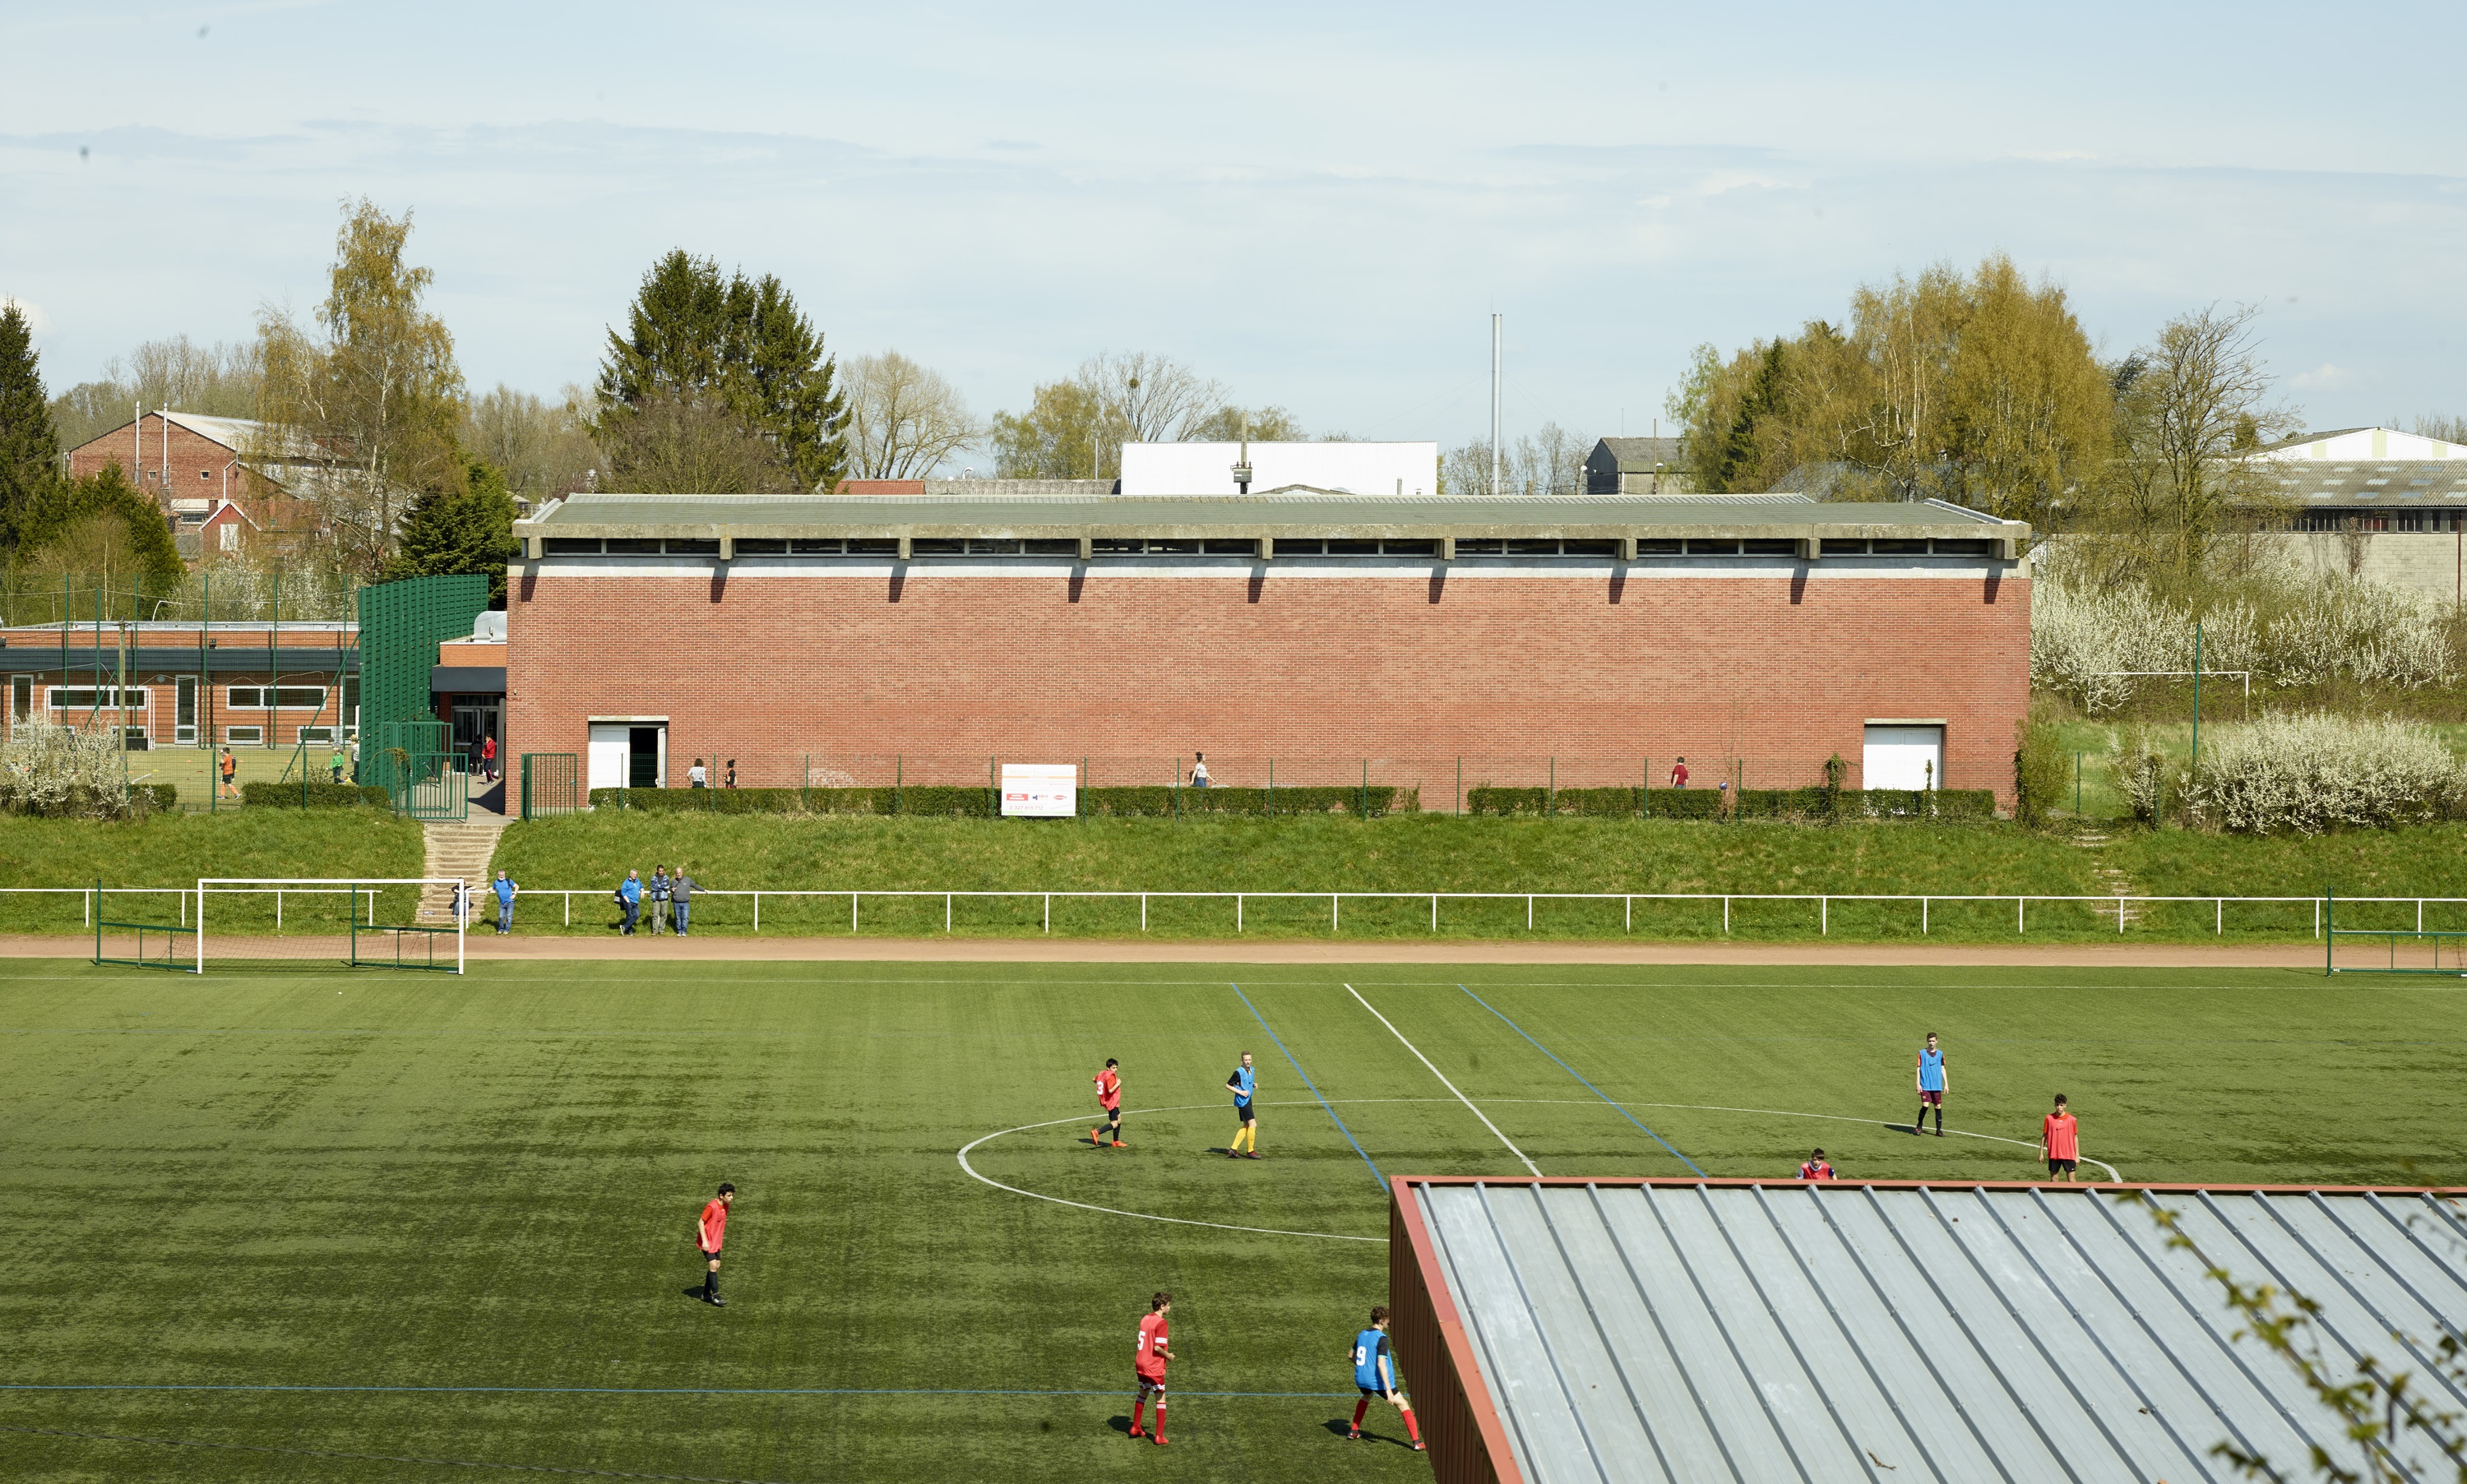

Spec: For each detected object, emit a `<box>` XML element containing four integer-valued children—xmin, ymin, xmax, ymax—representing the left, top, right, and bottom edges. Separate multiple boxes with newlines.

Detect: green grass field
<box><xmin>3</xmin><ymin>956</ymin><xmax>2462</xmax><ymax>1482</ymax></box>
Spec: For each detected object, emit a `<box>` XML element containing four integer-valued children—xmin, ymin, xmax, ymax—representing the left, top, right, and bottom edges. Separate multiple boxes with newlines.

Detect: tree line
<box><xmin>1661</xmin><ymin>252</ymin><xmax>2373</xmax><ymax>585</ymax></box>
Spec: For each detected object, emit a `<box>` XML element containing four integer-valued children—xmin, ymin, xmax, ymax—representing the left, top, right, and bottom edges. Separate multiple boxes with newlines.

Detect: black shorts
<box><xmin>1099</xmin><ymin>1104</ymin><xmax>1121</xmax><ymax>1120</ymax></box>
<box><xmin>1136</xmin><ymin>1375</ymin><xmax>1166</xmax><ymax>1396</ymax></box>
<box><xmin>1234</xmin><ymin>1103</ymin><xmax>1255</xmax><ymax>1123</ymax></box>
<box><xmin>1358</xmin><ymin>1385</ymin><xmax>1393</xmax><ymax>1399</ymax></box>
<box><xmin>2047</xmin><ymin>1158</ymin><xmax>2077</xmax><ymax>1176</ymax></box>
<box><xmin>698</xmin><ymin>1248</ymin><xmax>721</xmax><ymax>1263</ymax></box>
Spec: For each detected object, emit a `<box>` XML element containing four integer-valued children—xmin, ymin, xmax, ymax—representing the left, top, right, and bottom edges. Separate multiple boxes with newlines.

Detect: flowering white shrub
<box><xmin>2164</xmin><ymin>714</ymin><xmax>2463</xmax><ymax>834</ymax></box>
<box><xmin>0</xmin><ymin>719</ymin><xmax>138</xmax><ymax>819</ymax></box>
<box><xmin>2033</xmin><ymin>556</ymin><xmax>2456</xmax><ymax>711</ymax></box>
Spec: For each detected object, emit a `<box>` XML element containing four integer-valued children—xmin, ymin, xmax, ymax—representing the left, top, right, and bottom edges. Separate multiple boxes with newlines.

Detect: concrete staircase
<box><xmin>2074</xmin><ymin>830</ymin><xmax>2142</xmax><ymax>929</ymax></box>
<box><xmin>419</xmin><ymin>802</ymin><xmax>513</xmax><ymax>922</ymax></box>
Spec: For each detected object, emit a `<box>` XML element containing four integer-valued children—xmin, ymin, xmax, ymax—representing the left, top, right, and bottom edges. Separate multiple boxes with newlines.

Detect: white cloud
<box><xmin>2290</xmin><ymin>363</ymin><xmax>2365</xmax><ymax>391</ymax></box>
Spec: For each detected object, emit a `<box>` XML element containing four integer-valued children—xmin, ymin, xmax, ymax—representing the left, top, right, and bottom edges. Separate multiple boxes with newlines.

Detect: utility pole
<box><xmin>1489</xmin><ymin>313</ymin><xmax>1503</xmax><ymax>498</ymax></box>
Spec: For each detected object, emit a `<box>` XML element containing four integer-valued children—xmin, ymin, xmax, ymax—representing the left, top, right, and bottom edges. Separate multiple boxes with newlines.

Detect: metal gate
<box><xmin>521</xmin><ymin>752</ymin><xmax>580</xmax><ymax>819</ymax></box>
<box><xmin>398</xmin><ymin>749</ymin><xmax>467</xmax><ymax>821</ymax></box>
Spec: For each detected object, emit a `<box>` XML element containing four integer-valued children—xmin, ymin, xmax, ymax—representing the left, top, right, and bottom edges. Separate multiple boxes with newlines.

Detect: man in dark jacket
<box><xmin>671</xmin><ymin>867</ymin><xmax>697</xmax><ymax>936</ymax></box>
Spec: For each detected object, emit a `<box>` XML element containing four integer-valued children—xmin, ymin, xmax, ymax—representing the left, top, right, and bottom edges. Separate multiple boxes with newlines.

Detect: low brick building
<box><xmin>63</xmin><ymin>410</ymin><xmax>325</xmax><ymax>559</ymax></box>
<box><xmin>503</xmin><ymin>491</ymin><xmax>2032</xmax><ymax>805</ymax></box>
<box><xmin>2</xmin><ymin>622</ymin><xmax>359</xmax><ymax>751</ymax></box>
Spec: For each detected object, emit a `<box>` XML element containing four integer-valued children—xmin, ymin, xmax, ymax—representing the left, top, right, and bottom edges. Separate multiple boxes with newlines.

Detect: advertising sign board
<box><xmin>1001</xmin><ymin>762</ymin><xmax>1078</xmax><ymax>817</ymax></box>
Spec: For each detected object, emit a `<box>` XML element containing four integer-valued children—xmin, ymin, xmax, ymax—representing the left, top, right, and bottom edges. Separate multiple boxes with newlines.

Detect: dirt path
<box><xmin>21</xmin><ymin>933</ymin><xmax>2333</xmax><ymax>969</ymax></box>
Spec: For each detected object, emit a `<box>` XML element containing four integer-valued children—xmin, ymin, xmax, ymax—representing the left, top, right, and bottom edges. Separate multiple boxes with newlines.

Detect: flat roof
<box><xmin>1400</xmin><ymin>1177</ymin><xmax>2467</xmax><ymax>1484</ymax></box>
<box><xmin>516</xmin><ymin>491</ymin><xmax>2025</xmax><ymax>544</ymax></box>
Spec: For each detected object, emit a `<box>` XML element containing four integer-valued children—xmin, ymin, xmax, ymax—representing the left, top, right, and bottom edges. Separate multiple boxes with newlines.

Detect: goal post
<box><xmin>194</xmin><ymin>878</ymin><xmax>466</xmax><ymax>974</ymax></box>
<box><xmin>2325</xmin><ymin>887</ymin><xmax>2467</xmax><ymax>977</ymax></box>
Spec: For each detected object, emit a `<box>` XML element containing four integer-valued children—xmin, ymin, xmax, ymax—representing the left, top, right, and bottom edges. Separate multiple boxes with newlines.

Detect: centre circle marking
<box><xmin>956</xmin><ymin>1098</ymin><xmax>2122</xmax><ymax>1240</ymax></box>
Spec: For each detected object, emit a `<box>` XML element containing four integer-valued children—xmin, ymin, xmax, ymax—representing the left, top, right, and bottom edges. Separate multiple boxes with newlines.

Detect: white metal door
<box><xmin>1863</xmin><ymin>725</ymin><xmax>1944</xmax><ymax>790</ymax></box>
<box><xmin>588</xmin><ymin>724</ymin><xmax>630</xmax><ymax>789</ymax></box>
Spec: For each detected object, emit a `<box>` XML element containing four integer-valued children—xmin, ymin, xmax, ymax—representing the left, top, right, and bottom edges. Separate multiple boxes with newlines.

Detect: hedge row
<box><xmin>583</xmin><ymin>784</ymin><xmax>1415</xmax><ymax>818</ymax></box>
<box><xmin>0</xmin><ymin>783</ymin><xmax>183</xmax><ymax>818</ymax></box>
<box><xmin>240</xmin><ymin>781</ymin><xmax>393</xmax><ymax>809</ymax></box>
<box><xmin>1465</xmin><ymin>786</ymin><xmax>1998</xmax><ymax>821</ymax></box>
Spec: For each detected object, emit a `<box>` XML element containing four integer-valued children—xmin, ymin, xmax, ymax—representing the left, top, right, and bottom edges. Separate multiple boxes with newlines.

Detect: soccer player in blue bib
<box><xmin>1914</xmin><ymin>1031</ymin><xmax>1948</xmax><ymax>1137</ymax></box>
<box><xmin>1225</xmin><ymin>1052</ymin><xmax>1259</xmax><ymax>1158</ymax></box>
<box><xmin>1347</xmin><ymin>1306</ymin><xmax>1423</xmax><ymax>1449</ymax></box>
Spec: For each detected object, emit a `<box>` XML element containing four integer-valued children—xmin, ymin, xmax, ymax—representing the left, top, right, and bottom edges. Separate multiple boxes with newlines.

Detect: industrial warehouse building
<box><xmin>505</xmin><ymin>489</ymin><xmax>2031</xmax><ymax>805</ymax></box>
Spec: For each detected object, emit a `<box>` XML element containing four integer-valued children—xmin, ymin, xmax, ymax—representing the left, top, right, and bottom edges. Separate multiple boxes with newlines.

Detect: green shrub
<box><xmin>1464</xmin><ymin>784</ymin><xmax>1993</xmax><ymax>821</ymax></box>
<box><xmin>241</xmin><ymin>780</ymin><xmax>391</xmax><ymax>808</ymax></box>
<box><xmin>2013</xmin><ymin>717</ymin><xmax>2070</xmax><ymax>827</ymax></box>
<box><xmin>137</xmin><ymin>784</ymin><xmax>181</xmax><ymax>813</ymax></box>
<box><xmin>584</xmin><ymin>784</ymin><xmax>1414</xmax><ymax>818</ymax></box>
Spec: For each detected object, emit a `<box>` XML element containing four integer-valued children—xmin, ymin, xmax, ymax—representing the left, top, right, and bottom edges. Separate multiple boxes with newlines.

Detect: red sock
<box><xmin>1154</xmin><ymin>1402</ymin><xmax>1166</xmax><ymax>1437</ymax></box>
<box><xmin>1131</xmin><ymin>1398</ymin><xmax>1145</xmax><ymax>1431</ymax></box>
<box><xmin>1400</xmin><ymin>1405</ymin><xmax>1421</xmax><ymax>1442</ymax></box>
<box><xmin>1352</xmin><ymin>1398</ymin><xmax>1369</xmax><ymax>1427</ymax></box>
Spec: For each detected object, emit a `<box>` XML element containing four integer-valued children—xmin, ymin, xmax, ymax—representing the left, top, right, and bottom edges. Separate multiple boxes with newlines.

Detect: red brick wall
<box><xmin>507</xmin><ymin>564</ymin><xmax>2030</xmax><ymax>802</ymax></box>
<box><xmin>67</xmin><ymin>415</ymin><xmax>250</xmax><ymax>499</ymax></box>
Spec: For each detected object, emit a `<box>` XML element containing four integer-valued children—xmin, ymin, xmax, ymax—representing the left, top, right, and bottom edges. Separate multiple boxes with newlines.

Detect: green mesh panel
<box><xmin>355</xmin><ymin>575</ymin><xmax>488</xmax><ymax>786</ymax></box>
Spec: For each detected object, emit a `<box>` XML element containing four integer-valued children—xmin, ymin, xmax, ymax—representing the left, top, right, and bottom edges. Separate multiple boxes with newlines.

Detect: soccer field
<box><xmin>2</xmin><ymin>959</ymin><xmax>2460</xmax><ymax>1482</ymax></box>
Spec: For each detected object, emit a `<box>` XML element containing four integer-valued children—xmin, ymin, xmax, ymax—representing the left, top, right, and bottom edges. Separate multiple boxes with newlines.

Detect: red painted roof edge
<box><xmin>1392</xmin><ymin>1176</ymin><xmax>1530</xmax><ymax>1484</ymax></box>
<box><xmin>1399</xmin><ymin>1176</ymin><xmax>2465</xmax><ymax>1197</ymax></box>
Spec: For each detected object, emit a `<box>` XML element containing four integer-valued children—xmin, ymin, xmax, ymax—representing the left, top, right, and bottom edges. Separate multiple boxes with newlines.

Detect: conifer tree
<box><xmin>0</xmin><ymin>301</ymin><xmax>62</xmax><ymax>553</ymax></box>
<box><xmin>385</xmin><ymin>459</ymin><xmax>520</xmax><ymax>605</ymax></box>
<box><xmin>595</xmin><ymin>251</ymin><xmax>847</xmax><ymax>492</ymax></box>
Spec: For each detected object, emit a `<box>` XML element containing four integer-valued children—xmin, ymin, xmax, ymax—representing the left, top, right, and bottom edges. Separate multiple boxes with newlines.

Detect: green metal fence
<box><xmin>521</xmin><ymin>753</ymin><xmax>580</xmax><ymax>819</ymax></box>
<box><xmin>355</xmin><ymin>574</ymin><xmax>488</xmax><ymax>788</ymax></box>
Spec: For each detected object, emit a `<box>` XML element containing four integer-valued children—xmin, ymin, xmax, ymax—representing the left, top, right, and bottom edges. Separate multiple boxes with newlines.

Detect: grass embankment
<box><xmin>0</xmin><ymin>811</ymin><xmax>424</xmax><ymax>932</ymax></box>
<box><xmin>489</xmin><ymin>812</ymin><xmax>2467</xmax><ymax>943</ymax></box>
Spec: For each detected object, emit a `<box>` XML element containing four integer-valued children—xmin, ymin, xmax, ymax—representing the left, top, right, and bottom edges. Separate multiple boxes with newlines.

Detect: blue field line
<box><xmin>1456</xmin><ymin>983</ymin><xmax>1706</xmax><ymax>1177</ymax></box>
<box><xmin>0</xmin><ymin>1383</ymin><xmax>1353</xmax><ymax>1398</ymax></box>
<box><xmin>1229</xmin><ymin>982</ymin><xmax>1386</xmax><ymax>1186</ymax></box>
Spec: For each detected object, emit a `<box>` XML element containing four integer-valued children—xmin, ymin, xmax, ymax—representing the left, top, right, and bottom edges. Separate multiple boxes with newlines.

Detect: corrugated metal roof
<box><xmin>1409</xmin><ymin>1179</ymin><xmax>2467</xmax><ymax>1484</ymax></box>
<box><xmin>519</xmin><ymin>491</ymin><xmax>2011</xmax><ymax>536</ymax></box>
<box><xmin>2260</xmin><ymin>460</ymin><xmax>2467</xmax><ymax>502</ymax></box>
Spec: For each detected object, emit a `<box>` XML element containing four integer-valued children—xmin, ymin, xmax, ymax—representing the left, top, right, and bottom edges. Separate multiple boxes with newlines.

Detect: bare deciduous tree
<box><xmin>48</xmin><ymin>336</ymin><xmax>263</xmax><ymax>451</ymax></box>
<box><xmin>2106</xmin><ymin>303</ymin><xmax>2301</xmax><ymax>579</ymax></box>
<box><xmin>600</xmin><ymin>391</ymin><xmax>793</xmax><ymax>494</ymax></box>
<box><xmin>845</xmin><ymin>352</ymin><xmax>981</xmax><ymax>478</ymax></box>
<box><xmin>464</xmin><ymin>384</ymin><xmax>604</xmax><ymax>501</ymax></box>
<box><xmin>255</xmin><ymin>199</ymin><xmax>467</xmax><ymax>576</ymax></box>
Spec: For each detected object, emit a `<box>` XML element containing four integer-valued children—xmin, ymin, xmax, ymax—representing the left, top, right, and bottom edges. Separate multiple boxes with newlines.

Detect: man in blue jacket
<box><xmin>618</xmin><ymin>871</ymin><xmax>641</xmax><ymax>934</ymax></box>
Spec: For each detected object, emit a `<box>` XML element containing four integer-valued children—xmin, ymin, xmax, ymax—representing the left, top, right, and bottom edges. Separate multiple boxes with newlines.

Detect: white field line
<box><xmin>956</xmin><ymin>1098</ymin><xmax>2124</xmax><ymax>1241</ymax></box>
<box><xmin>955</xmin><ymin>1101</ymin><xmax>1386</xmax><ymax>1242</ymax></box>
<box><xmin>1345</xmin><ymin>982</ymin><xmax>1540</xmax><ymax>1177</ymax></box>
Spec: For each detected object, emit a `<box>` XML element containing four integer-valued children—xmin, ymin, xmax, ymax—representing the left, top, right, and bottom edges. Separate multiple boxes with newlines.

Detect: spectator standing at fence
<box><xmin>349</xmin><ymin>737</ymin><xmax>360</xmax><ymax>774</ymax></box>
<box><xmin>328</xmin><ymin>743</ymin><xmax>347</xmax><ymax>784</ymax></box>
<box><xmin>647</xmin><ymin>867</ymin><xmax>673</xmax><ymax>935</ymax></box>
<box><xmin>1669</xmin><ymin>756</ymin><xmax>1689</xmax><ymax>788</ymax></box>
<box><xmin>479</xmin><ymin>733</ymin><xmax>498</xmax><ymax>784</ymax></box>
<box><xmin>219</xmin><ymin>746</ymin><xmax>238</xmax><ymax>799</ymax></box>
<box><xmin>1191</xmin><ymin>753</ymin><xmax>1210</xmax><ymax>788</ymax></box>
<box><xmin>688</xmin><ymin>757</ymin><xmax>709</xmax><ymax>788</ymax></box>
<box><xmin>617</xmin><ymin>871</ymin><xmax>641</xmax><ymax>934</ymax></box>
<box><xmin>672</xmin><ymin>866</ymin><xmax>696</xmax><ymax>936</ymax></box>
<box><xmin>493</xmin><ymin>871</ymin><xmax>519</xmax><ymax>935</ymax></box>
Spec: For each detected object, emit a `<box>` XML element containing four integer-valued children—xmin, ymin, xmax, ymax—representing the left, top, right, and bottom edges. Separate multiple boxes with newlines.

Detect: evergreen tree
<box><xmin>595</xmin><ymin>251</ymin><xmax>848</xmax><ymax>492</ymax></box>
<box><xmin>384</xmin><ymin>459</ymin><xmax>521</xmax><ymax>605</ymax></box>
<box><xmin>20</xmin><ymin>464</ymin><xmax>187</xmax><ymax>594</ymax></box>
<box><xmin>0</xmin><ymin>301</ymin><xmax>62</xmax><ymax>553</ymax></box>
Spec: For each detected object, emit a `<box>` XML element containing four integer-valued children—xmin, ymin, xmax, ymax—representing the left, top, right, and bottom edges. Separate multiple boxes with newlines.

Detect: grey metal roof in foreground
<box><xmin>1408</xmin><ymin>1178</ymin><xmax>2467</xmax><ymax>1484</ymax></box>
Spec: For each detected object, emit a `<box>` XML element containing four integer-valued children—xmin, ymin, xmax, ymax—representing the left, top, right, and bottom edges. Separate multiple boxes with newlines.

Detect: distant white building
<box><xmin>2251</xmin><ymin>427</ymin><xmax>2467</xmax><ymax>462</ymax></box>
<box><xmin>1118</xmin><ymin>442</ymin><xmax>1438</xmax><ymax>498</ymax></box>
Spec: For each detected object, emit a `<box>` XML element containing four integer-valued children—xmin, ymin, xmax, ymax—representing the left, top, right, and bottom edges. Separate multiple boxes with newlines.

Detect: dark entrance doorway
<box><xmin>629</xmin><ymin>727</ymin><xmax>662</xmax><ymax>788</ymax></box>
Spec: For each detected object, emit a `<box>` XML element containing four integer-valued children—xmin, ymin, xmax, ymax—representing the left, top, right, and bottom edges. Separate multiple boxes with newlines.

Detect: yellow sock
<box><xmin>1239</xmin><ymin>1126</ymin><xmax>1256</xmax><ymax>1152</ymax></box>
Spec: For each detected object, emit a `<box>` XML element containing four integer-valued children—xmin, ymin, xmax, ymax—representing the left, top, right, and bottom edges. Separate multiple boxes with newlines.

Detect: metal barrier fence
<box><xmin>521</xmin><ymin>753</ymin><xmax>581</xmax><ymax>819</ymax></box>
<box><xmin>488</xmin><ymin>887</ymin><xmax>2457</xmax><ymax>938</ymax></box>
<box><xmin>570</xmin><ymin>753</ymin><xmax>1989</xmax><ymax>817</ymax></box>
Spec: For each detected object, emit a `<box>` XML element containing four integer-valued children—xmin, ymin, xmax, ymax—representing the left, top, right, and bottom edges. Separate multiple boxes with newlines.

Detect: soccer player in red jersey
<box><xmin>2040</xmin><ymin>1094</ymin><xmax>2082</xmax><ymax>1181</ymax></box>
<box><xmin>1091</xmin><ymin>1058</ymin><xmax>1124</xmax><ymax>1149</ymax></box>
<box><xmin>1798</xmin><ymin>1148</ymin><xmax>1834</xmax><ymax>1181</ymax></box>
<box><xmin>1129</xmin><ymin>1292</ymin><xmax>1173</xmax><ymax>1445</ymax></box>
<box><xmin>695</xmin><ymin>1183</ymin><xmax>734</xmax><ymax>1306</ymax></box>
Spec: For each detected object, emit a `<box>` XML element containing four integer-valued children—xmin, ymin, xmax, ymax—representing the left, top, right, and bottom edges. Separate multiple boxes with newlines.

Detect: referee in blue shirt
<box><xmin>1225</xmin><ymin>1052</ymin><xmax>1259</xmax><ymax>1158</ymax></box>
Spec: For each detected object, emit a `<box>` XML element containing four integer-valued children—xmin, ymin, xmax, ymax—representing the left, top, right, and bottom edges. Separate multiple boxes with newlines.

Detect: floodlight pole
<box><xmin>1489</xmin><ymin>313</ymin><xmax>1503</xmax><ymax>498</ymax></box>
<box><xmin>2192</xmin><ymin>621</ymin><xmax>2202</xmax><ymax>782</ymax></box>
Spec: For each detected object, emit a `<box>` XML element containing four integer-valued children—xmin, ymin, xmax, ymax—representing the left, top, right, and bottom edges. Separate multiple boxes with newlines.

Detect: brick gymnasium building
<box><xmin>505</xmin><ymin>490</ymin><xmax>2031</xmax><ymax>805</ymax></box>
<box><xmin>0</xmin><ymin>622</ymin><xmax>358</xmax><ymax>751</ymax></box>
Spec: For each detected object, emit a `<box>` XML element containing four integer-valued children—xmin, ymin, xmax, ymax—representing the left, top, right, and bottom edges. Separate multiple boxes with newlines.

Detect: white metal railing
<box><xmin>7</xmin><ymin>886</ymin><xmax>377</xmax><ymax>928</ymax></box>
<box><xmin>16</xmin><ymin>886</ymin><xmax>2464</xmax><ymax>939</ymax></box>
<box><xmin>474</xmin><ymin>889</ymin><xmax>2459</xmax><ymax>938</ymax></box>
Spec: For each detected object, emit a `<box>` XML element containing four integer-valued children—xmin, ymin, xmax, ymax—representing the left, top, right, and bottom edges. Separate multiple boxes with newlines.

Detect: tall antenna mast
<box><xmin>1489</xmin><ymin>313</ymin><xmax>1503</xmax><ymax>498</ymax></box>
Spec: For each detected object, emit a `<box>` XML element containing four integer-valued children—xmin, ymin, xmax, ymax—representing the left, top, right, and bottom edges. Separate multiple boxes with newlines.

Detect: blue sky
<box><xmin>4</xmin><ymin>2</ymin><xmax>2464</xmax><ymax>449</ymax></box>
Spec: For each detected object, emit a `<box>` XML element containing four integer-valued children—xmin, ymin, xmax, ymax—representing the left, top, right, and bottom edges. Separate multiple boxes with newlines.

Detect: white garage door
<box><xmin>1863</xmin><ymin>725</ymin><xmax>1944</xmax><ymax>791</ymax></box>
<box><xmin>588</xmin><ymin>724</ymin><xmax>631</xmax><ymax>790</ymax></box>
